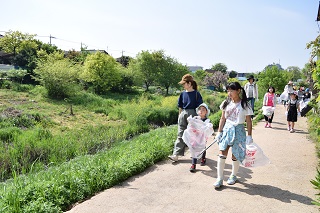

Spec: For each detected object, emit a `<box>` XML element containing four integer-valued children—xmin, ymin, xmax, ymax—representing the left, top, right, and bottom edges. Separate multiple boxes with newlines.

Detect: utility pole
<box><xmin>49</xmin><ymin>34</ymin><xmax>56</xmax><ymax>45</ymax></box>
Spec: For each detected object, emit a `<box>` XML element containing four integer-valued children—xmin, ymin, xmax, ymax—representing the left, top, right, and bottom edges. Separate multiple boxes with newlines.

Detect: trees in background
<box><xmin>229</xmin><ymin>70</ymin><xmax>238</xmax><ymax>78</ymax></box>
<box><xmin>129</xmin><ymin>50</ymin><xmax>188</xmax><ymax>94</ymax></box>
<box><xmin>203</xmin><ymin>71</ymin><xmax>228</xmax><ymax>91</ymax></box>
<box><xmin>257</xmin><ymin>66</ymin><xmax>288</xmax><ymax>95</ymax></box>
<box><xmin>286</xmin><ymin>66</ymin><xmax>302</xmax><ymax>82</ymax></box>
<box><xmin>34</xmin><ymin>52</ymin><xmax>81</xmax><ymax>99</ymax></box>
<box><xmin>211</xmin><ymin>63</ymin><xmax>227</xmax><ymax>73</ymax></box>
<box><xmin>130</xmin><ymin>50</ymin><xmax>157</xmax><ymax>92</ymax></box>
<box><xmin>156</xmin><ymin>53</ymin><xmax>189</xmax><ymax>95</ymax></box>
<box><xmin>3</xmin><ymin>30</ymin><xmax>314</xmax><ymax>100</ymax></box>
<box><xmin>81</xmin><ymin>52</ymin><xmax>121</xmax><ymax>94</ymax></box>
<box><xmin>0</xmin><ymin>30</ymin><xmax>36</xmax><ymax>57</ymax></box>
<box><xmin>0</xmin><ymin>30</ymin><xmax>59</xmax><ymax>83</ymax></box>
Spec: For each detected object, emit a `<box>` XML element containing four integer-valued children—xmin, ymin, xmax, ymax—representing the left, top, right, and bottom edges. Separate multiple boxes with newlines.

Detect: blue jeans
<box><xmin>247</xmin><ymin>97</ymin><xmax>255</xmax><ymax>117</ymax></box>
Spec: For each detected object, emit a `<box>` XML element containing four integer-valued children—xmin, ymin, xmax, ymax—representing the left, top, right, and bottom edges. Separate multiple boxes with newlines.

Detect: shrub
<box><xmin>34</xmin><ymin>53</ymin><xmax>81</xmax><ymax>99</ymax></box>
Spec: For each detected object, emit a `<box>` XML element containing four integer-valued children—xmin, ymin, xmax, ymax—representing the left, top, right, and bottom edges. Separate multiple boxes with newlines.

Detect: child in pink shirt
<box><xmin>263</xmin><ymin>86</ymin><xmax>277</xmax><ymax>128</ymax></box>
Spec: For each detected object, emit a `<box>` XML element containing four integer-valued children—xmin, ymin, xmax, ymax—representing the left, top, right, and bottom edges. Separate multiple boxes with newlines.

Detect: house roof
<box><xmin>86</xmin><ymin>49</ymin><xmax>109</xmax><ymax>55</ymax></box>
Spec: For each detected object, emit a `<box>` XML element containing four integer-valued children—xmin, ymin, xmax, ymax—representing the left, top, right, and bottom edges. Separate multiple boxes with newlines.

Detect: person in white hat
<box><xmin>188</xmin><ymin>103</ymin><xmax>212</xmax><ymax>173</ymax></box>
<box><xmin>283</xmin><ymin>80</ymin><xmax>294</xmax><ymax>106</ymax></box>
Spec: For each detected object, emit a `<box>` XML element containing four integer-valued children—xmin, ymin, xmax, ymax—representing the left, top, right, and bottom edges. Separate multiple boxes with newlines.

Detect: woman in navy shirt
<box><xmin>168</xmin><ymin>74</ymin><xmax>203</xmax><ymax>162</ymax></box>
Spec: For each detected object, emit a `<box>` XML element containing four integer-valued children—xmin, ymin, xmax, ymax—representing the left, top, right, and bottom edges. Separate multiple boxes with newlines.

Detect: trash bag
<box><xmin>279</xmin><ymin>92</ymin><xmax>288</xmax><ymax>102</ymax></box>
<box><xmin>182</xmin><ymin>116</ymin><xmax>214</xmax><ymax>159</ymax></box>
<box><xmin>262</xmin><ymin>106</ymin><xmax>275</xmax><ymax>118</ymax></box>
<box><xmin>243</xmin><ymin>143</ymin><xmax>270</xmax><ymax>167</ymax></box>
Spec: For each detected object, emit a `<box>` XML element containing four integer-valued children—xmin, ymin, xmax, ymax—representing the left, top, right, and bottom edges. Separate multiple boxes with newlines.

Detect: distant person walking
<box><xmin>243</xmin><ymin>75</ymin><xmax>258</xmax><ymax>118</ymax></box>
<box><xmin>286</xmin><ymin>92</ymin><xmax>300</xmax><ymax>133</ymax></box>
<box><xmin>282</xmin><ymin>80</ymin><xmax>294</xmax><ymax>106</ymax></box>
<box><xmin>263</xmin><ymin>86</ymin><xmax>277</xmax><ymax>128</ymax></box>
<box><xmin>213</xmin><ymin>82</ymin><xmax>253</xmax><ymax>189</ymax></box>
<box><xmin>168</xmin><ymin>74</ymin><xmax>203</xmax><ymax>162</ymax></box>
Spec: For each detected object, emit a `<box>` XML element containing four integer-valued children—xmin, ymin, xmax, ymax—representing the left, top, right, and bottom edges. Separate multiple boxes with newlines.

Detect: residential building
<box><xmin>188</xmin><ymin>66</ymin><xmax>203</xmax><ymax>73</ymax></box>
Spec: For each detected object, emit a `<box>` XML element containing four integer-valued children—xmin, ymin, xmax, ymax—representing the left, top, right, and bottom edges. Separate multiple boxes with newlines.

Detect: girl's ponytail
<box><xmin>241</xmin><ymin>87</ymin><xmax>249</xmax><ymax>109</ymax></box>
<box><xmin>192</xmin><ymin>81</ymin><xmax>198</xmax><ymax>91</ymax></box>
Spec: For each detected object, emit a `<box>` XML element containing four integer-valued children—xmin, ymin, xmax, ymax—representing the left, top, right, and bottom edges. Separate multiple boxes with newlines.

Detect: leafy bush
<box><xmin>12</xmin><ymin>83</ymin><xmax>34</xmax><ymax>92</ymax></box>
<box><xmin>1</xmin><ymin>80</ymin><xmax>12</xmax><ymax>89</ymax></box>
<box><xmin>209</xmin><ymin>110</ymin><xmax>222</xmax><ymax>129</ymax></box>
<box><xmin>34</xmin><ymin>52</ymin><xmax>81</xmax><ymax>99</ymax></box>
<box><xmin>81</xmin><ymin>52</ymin><xmax>122</xmax><ymax>94</ymax></box>
<box><xmin>311</xmin><ymin>169</ymin><xmax>320</xmax><ymax>206</ymax></box>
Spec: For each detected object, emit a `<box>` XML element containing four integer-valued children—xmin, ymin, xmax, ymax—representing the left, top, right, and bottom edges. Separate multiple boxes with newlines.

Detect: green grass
<box><xmin>0</xmin><ymin>86</ymin><xmax>267</xmax><ymax>211</ymax></box>
<box><xmin>0</xmin><ymin>126</ymin><xmax>177</xmax><ymax>212</ymax></box>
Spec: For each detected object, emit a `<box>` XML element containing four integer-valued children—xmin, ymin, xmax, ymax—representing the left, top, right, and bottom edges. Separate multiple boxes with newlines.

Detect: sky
<box><xmin>1</xmin><ymin>0</ymin><xmax>319</xmax><ymax>73</ymax></box>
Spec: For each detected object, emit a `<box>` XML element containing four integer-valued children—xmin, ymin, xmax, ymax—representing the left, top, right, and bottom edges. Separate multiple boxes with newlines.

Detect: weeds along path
<box><xmin>66</xmin><ymin>106</ymin><xmax>318</xmax><ymax>213</ymax></box>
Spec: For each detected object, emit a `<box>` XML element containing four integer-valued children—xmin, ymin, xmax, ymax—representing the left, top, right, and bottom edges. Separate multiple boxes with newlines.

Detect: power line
<box><xmin>3</xmin><ymin>30</ymin><xmax>138</xmax><ymax>57</ymax></box>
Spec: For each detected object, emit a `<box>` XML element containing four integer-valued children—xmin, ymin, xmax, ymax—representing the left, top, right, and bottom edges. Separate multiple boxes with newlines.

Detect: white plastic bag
<box><xmin>182</xmin><ymin>116</ymin><xmax>214</xmax><ymax>158</ymax></box>
<box><xmin>262</xmin><ymin>106</ymin><xmax>275</xmax><ymax>117</ymax></box>
<box><xmin>279</xmin><ymin>91</ymin><xmax>288</xmax><ymax>102</ymax></box>
<box><xmin>243</xmin><ymin>143</ymin><xmax>270</xmax><ymax>167</ymax></box>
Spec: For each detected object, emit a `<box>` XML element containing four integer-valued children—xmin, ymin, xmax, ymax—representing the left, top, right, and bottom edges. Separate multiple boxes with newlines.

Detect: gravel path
<box><xmin>66</xmin><ymin>106</ymin><xmax>319</xmax><ymax>213</ymax></box>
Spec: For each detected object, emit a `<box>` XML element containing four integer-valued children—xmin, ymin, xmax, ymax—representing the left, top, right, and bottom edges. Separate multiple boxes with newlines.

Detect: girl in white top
<box><xmin>214</xmin><ymin>82</ymin><xmax>253</xmax><ymax>189</ymax></box>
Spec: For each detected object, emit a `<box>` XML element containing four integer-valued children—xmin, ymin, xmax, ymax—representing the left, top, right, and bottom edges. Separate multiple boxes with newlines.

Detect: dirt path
<box><xmin>66</xmin><ymin>106</ymin><xmax>319</xmax><ymax>213</ymax></box>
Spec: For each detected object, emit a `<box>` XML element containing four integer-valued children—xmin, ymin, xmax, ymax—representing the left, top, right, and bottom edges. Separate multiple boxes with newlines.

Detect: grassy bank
<box><xmin>0</xmin><ymin>126</ymin><xmax>177</xmax><ymax>212</ymax></box>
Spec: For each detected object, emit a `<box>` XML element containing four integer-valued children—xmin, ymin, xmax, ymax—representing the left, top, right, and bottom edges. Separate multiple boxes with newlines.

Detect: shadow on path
<box><xmin>228</xmin><ymin>182</ymin><xmax>315</xmax><ymax>205</ymax></box>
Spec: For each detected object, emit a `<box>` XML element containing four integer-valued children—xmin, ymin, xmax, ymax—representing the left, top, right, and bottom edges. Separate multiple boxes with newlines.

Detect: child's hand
<box><xmin>246</xmin><ymin>135</ymin><xmax>253</xmax><ymax>145</ymax></box>
<box><xmin>215</xmin><ymin>132</ymin><xmax>223</xmax><ymax>143</ymax></box>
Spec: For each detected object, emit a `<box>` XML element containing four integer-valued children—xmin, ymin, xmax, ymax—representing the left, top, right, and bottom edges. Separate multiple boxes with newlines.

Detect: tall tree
<box><xmin>34</xmin><ymin>52</ymin><xmax>81</xmax><ymax>99</ymax></box>
<box><xmin>229</xmin><ymin>70</ymin><xmax>238</xmax><ymax>78</ymax></box>
<box><xmin>157</xmin><ymin>55</ymin><xmax>189</xmax><ymax>95</ymax></box>
<box><xmin>257</xmin><ymin>66</ymin><xmax>288</xmax><ymax>95</ymax></box>
<box><xmin>306</xmin><ymin>34</ymin><xmax>320</xmax><ymax>99</ymax></box>
<box><xmin>194</xmin><ymin>69</ymin><xmax>207</xmax><ymax>84</ymax></box>
<box><xmin>0</xmin><ymin>30</ymin><xmax>36</xmax><ymax>57</ymax></box>
<box><xmin>286</xmin><ymin>66</ymin><xmax>302</xmax><ymax>82</ymax></box>
<box><xmin>211</xmin><ymin>63</ymin><xmax>228</xmax><ymax>73</ymax></box>
<box><xmin>203</xmin><ymin>71</ymin><xmax>228</xmax><ymax>91</ymax></box>
<box><xmin>81</xmin><ymin>52</ymin><xmax>121</xmax><ymax>94</ymax></box>
<box><xmin>133</xmin><ymin>50</ymin><xmax>158</xmax><ymax>91</ymax></box>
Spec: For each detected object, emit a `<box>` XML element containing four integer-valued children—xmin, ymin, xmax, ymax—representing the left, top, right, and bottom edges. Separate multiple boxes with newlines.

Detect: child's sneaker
<box><xmin>213</xmin><ymin>179</ymin><xmax>223</xmax><ymax>188</ymax></box>
<box><xmin>268</xmin><ymin>123</ymin><xmax>272</xmax><ymax>128</ymax></box>
<box><xmin>290</xmin><ymin>129</ymin><xmax>295</xmax><ymax>133</ymax></box>
<box><xmin>287</xmin><ymin>126</ymin><xmax>291</xmax><ymax>131</ymax></box>
<box><xmin>189</xmin><ymin>164</ymin><xmax>196</xmax><ymax>173</ymax></box>
<box><xmin>265</xmin><ymin>123</ymin><xmax>268</xmax><ymax>128</ymax></box>
<box><xmin>200</xmin><ymin>158</ymin><xmax>206</xmax><ymax>166</ymax></box>
<box><xmin>227</xmin><ymin>175</ymin><xmax>237</xmax><ymax>185</ymax></box>
<box><xmin>168</xmin><ymin>155</ymin><xmax>178</xmax><ymax>162</ymax></box>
